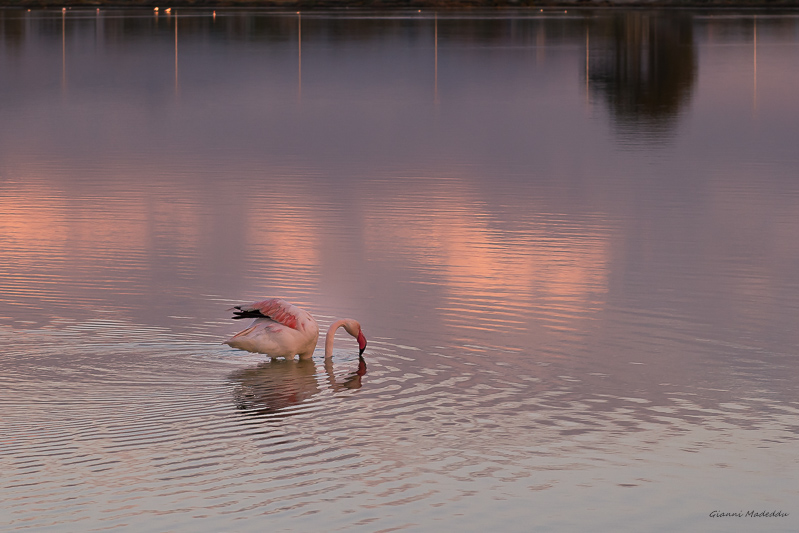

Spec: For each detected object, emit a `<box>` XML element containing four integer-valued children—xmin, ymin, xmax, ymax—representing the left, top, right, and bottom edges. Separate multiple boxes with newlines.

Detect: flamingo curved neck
<box><xmin>324</xmin><ymin>319</ymin><xmax>349</xmax><ymax>358</ymax></box>
<box><xmin>325</xmin><ymin>318</ymin><xmax>365</xmax><ymax>359</ymax></box>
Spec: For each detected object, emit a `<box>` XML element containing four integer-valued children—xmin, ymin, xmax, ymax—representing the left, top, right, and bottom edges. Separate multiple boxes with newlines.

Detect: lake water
<box><xmin>1</xmin><ymin>8</ymin><xmax>798</xmax><ymax>532</ymax></box>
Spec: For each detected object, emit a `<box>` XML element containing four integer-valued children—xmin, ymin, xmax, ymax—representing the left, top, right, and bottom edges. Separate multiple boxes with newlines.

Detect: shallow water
<box><xmin>1</xmin><ymin>8</ymin><xmax>799</xmax><ymax>532</ymax></box>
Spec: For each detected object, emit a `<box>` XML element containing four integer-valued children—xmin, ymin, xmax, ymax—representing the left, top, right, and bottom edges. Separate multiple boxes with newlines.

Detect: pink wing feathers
<box><xmin>231</xmin><ymin>298</ymin><xmax>303</xmax><ymax>330</ymax></box>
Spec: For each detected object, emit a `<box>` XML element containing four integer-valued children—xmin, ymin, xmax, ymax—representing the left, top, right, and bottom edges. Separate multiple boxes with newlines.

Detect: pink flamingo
<box><xmin>224</xmin><ymin>298</ymin><xmax>367</xmax><ymax>362</ymax></box>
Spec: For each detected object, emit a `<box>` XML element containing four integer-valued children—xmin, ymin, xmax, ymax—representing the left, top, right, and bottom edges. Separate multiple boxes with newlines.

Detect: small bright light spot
<box><xmin>154</xmin><ymin>7</ymin><xmax>159</xmax><ymax>11</ymax></box>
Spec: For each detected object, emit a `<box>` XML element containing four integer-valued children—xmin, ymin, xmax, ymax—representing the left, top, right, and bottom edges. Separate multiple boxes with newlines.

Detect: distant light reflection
<box><xmin>753</xmin><ymin>15</ymin><xmax>758</xmax><ymax>116</ymax></box>
<box><xmin>298</xmin><ymin>12</ymin><xmax>302</xmax><ymax>102</ymax></box>
<box><xmin>434</xmin><ymin>12</ymin><xmax>439</xmax><ymax>105</ymax></box>
<box><xmin>61</xmin><ymin>10</ymin><xmax>66</xmax><ymax>92</ymax></box>
<box><xmin>174</xmin><ymin>11</ymin><xmax>179</xmax><ymax>96</ymax></box>
<box><xmin>585</xmin><ymin>26</ymin><xmax>590</xmax><ymax>106</ymax></box>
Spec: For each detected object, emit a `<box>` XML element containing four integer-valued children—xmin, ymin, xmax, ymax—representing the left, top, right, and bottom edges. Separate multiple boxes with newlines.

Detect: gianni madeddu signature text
<box><xmin>710</xmin><ymin>510</ymin><xmax>789</xmax><ymax>518</ymax></box>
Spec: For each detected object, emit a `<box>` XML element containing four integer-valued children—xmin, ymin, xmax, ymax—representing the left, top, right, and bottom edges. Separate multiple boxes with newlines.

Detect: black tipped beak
<box><xmin>359</xmin><ymin>347</ymin><xmax>365</xmax><ymax>357</ymax></box>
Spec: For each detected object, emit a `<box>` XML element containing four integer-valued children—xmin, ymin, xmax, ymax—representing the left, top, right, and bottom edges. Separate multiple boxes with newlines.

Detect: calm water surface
<box><xmin>1</xmin><ymin>8</ymin><xmax>799</xmax><ymax>532</ymax></box>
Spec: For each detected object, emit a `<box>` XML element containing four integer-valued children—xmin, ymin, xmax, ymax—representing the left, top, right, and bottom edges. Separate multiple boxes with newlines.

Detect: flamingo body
<box><xmin>225</xmin><ymin>298</ymin><xmax>366</xmax><ymax>361</ymax></box>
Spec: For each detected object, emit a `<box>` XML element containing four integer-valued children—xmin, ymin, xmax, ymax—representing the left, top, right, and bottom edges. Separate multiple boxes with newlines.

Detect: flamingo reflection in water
<box><xmin>229</xmin><ymin>357</ymin><xmax>367</xmax><ymax>416</ymax></box>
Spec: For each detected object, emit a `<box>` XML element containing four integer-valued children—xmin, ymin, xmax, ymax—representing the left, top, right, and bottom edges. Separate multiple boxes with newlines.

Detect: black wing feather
<box><xmin>231</xmin><ymin>307</ymin><xmax>270</xmax><ymax>320</ymax></box>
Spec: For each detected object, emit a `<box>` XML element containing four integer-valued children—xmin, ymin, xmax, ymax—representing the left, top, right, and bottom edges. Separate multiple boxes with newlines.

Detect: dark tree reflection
<box><xmin>1</xmin><ymin>11</ymin><xmax>26</xmax><ymax>52</ymax></box>
<box><xmin>588</xmin><ymin>12</ymin><xmax>696</xmax><ymax>141</ymax></box>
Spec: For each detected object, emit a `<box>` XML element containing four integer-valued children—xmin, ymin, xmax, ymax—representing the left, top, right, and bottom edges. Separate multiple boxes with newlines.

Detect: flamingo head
<box><xmin>356</xmin><ymin>328</ymin><xmax>367</xmax><ymax>356</ymax></box>
<box><xmin>340</xmin><ymin>319</ymin><xmax>367</xmax><ymax>357</ymax></box>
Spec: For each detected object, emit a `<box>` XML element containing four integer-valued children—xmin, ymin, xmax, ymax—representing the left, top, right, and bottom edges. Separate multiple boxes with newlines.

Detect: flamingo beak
<box><xmin>357</xmin><ymin>329</ymin><xmax>367</xmax><ymax>356</ymax></box>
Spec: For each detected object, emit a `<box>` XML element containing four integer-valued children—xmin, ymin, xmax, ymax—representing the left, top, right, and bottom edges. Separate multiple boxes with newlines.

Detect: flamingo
<box><xmin>224</xmin><ymin>298</ymin><xmax>367</xmax><ymax>363</ymax></box>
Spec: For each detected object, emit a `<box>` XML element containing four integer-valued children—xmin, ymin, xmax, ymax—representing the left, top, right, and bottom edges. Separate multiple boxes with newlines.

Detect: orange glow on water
<box><xmin>363</xmin><ymin>178</ymin><xmax>610</xmax><ymax>334</ymax></box>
